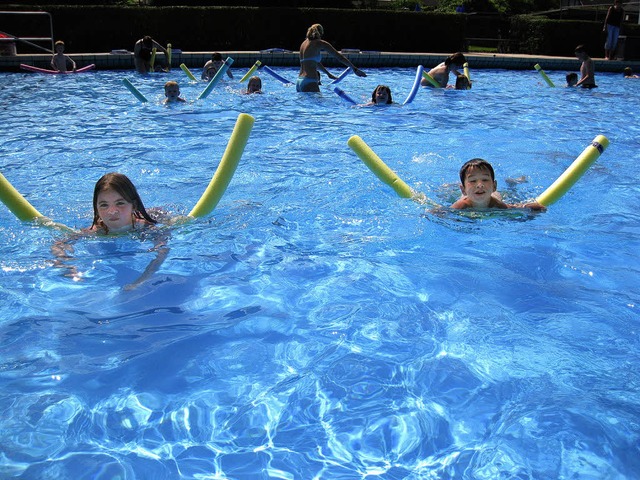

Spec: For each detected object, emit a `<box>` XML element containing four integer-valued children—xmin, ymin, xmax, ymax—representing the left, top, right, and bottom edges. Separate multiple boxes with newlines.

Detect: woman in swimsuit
<box><xmin>297</xmin><ymin>23</ymin><xmax>366</xmax><ymax>93</ymax></box>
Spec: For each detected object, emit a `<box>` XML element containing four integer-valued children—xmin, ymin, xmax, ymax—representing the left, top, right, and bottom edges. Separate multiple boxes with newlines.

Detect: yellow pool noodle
<box><xmin>150</xmin><ymin>47</ymin><xmax>157</xmax><ymax>72</ymax></box>
<box><xmin>536</xmin><ymin>135</ymin><xmax>609</xmax><ymax>206</ymax></box>
<box><xmin>180</xmin><ymin>63</ymin><xmax>197</xmax><ymax>81</ymax></box>
<box><xmin>347</xmin><ymin>135</ymin><xmax>413</xmax><ymax>199</ymax></box>
<box><xmin>0</xmin><ymin>172</ymin><xmax>74</xmax><ymax>231</ymax></box>
<box><xmin>0</xmin><ymin>172</ymin><xmax>43</xmax><ymax>220</ymax></box>
<box><xmin>422</xmin><ymin>70</ymin><xmax>441</xmax><ymax>88</ymax></box>
<box><xmin>239</xmin><ymin>60</ymin><xmax>261</xmax><ymax>83</ymax></box>
<box><xmin>189</xmin><ymin>113</ymin><xmax>255</xmax><ymax>218</ymax></box>
<box><xmin>463</xmin><ymin>62</ymin><xmax>471</xmax><ymax>85</ymax></box>
<box><xmin>534</xmin><ymin>63</ymin><xmax>555</xmax><ymax>87</ymax></box>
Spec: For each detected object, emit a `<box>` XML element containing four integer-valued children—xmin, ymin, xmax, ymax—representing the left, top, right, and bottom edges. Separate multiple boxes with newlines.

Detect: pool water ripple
<box><xmin>1</xmin><ymin>67</ymin><xmax>639</xmax><ymax>478</ymax></box>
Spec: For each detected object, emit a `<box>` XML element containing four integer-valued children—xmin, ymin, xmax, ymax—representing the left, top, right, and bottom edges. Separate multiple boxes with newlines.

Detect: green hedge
<box><xmin>10</xmin><ymin>6</ymin><xmax>465</xmax><ymax>54</ymax></box>
<box><xmin>510</xmin><ymin>16</ymin><xmax>602</xmax><ymax>56</ymax></box>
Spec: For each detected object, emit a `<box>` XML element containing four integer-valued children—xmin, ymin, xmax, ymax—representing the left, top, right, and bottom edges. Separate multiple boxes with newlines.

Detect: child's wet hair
<box><xmin>91</xmin><ymin>172</ymin><xmax>156</xmax><ymax>232</ymax></box>
<box><xmin>371</xmin><ymin>84</ymin><xmax>392</xmax><ymax>104</ymax></box>
<box><xmin>459</xmin><ymin>158</ymin><xmax>496</xmax><ymax>183</ymax></box>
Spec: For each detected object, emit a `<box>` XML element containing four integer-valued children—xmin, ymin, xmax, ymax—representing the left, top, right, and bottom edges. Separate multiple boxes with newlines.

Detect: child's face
<box><xmin>165</xmin><ymin>84</ymin><xmax>181</xmax><ymax>101</ymax></box>
<box><xmin>55</xmin><ymin>44</ymin><xmax>64</xmax><ymax>54</ymax></box>
<box><xmin>247</xmin><ymin>78</ymin><xmax>261</xmax><ymax>93</ymax></box>
<box><xmin>374</xmin><ymin>86</ymin><xmax>389</xmax><ymax>104</ymax></box>
<box><xmin>460</xmin><ymin>166</ymin><xmax>497</xmax><ymax>208</ymax></box>
<box><xmin>96</xmin><ymin>189</ymin><xmax>134</xmax><ymax>232</ymax></box>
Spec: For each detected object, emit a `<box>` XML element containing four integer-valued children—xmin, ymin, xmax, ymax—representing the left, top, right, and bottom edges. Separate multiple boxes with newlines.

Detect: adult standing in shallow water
<box><xmin>421</xmin><ymin>52</ymin><xmax>466</xmax><ymax>87</ymax></box>
<box><xmin>297</xmin><ymin>23</ymin><xmax>366</xmax><ymax>93</ymax></box>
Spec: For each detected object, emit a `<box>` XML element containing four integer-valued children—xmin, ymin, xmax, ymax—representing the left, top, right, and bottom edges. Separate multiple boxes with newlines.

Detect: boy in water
<box><xmin>574</xmin><ymin>45</ymin><xmax>597</xmax><ymax>88</ymax></box>
<box><xmin>163</xmin><ymin>80</ymin><xmax>186</xmax><ymax>103</ymax></box>
<box><xmin>202</xmin><ymin>52</ymin><xmax>234</xmax><ymax>81</ymax></box>
<box><xmin>50</xmin><ymin>40</ymin><xmax>76</xmax><ymax>72</ymax></box>
<box><xmin>566</xmin><ymin>72</ymin><xmax>578</xmax><ymax>87</ymax></box>
<box><xmin>451</xmin><ymin>158</ymin><xmax>545</xmax><ymax>210</ymax></box>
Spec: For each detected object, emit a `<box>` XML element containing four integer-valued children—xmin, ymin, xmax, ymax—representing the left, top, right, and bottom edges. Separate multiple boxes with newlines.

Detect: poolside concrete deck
<box><xmin>2</xmin><ymin>50</ymin><xmax>639</xmax><ymax>73</ymax></box>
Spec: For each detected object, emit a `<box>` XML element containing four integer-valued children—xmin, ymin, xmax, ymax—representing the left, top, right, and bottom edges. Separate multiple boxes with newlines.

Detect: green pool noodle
<box><xmin>180</xmin><ymin>63</ymin><xmax>197</xmax><ymax>81</ymax></box>
<box><xmin>422</xmin><ymin>70</ymin><xmax>441</xmax><ymax>88</ymax></box>
<box><xmin>534</xmin><ymin>63</ymin><xmax>555</xmax><ymax>87</ymax></box>
<box><xmin>122</xmin><ymin>78</ymin><xmax>148</xmax><ymax>103</ymax></box>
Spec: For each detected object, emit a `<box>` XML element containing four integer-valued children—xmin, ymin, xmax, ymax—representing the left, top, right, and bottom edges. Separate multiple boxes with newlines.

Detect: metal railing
<box><xmin>0</xmin><ymin>11</ymin><xmax>54</xmax><ymax>54</ymax></box>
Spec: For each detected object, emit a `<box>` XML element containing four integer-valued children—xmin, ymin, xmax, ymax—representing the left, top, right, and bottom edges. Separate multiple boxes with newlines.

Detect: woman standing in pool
<box><xmin>421</xmin><ymin>52</ymin><xmax>466</xmax><ymax>87</ymax></box>
<box><xmin>297</xmin><ymin>23</ymin><xmax>366</xmax><ymax>93</ymax></box>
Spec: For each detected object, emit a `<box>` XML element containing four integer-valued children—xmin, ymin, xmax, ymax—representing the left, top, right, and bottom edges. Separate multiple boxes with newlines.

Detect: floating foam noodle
<box><xmin>329</xmin><ymin>67</ymin><xmax>352</xmax><ymax>85</ymax></box>
<box><xmin>180</xmin><ymin>63</ymin><xmax>197</xmax><ymax>81</ymax></box>
<box><xmin>198</xmin><ymin>57</ymin><xmax>234</xmax><ymax>100</ymax></box>
<box><xmin>422</xmin><ymin>70</ymin><xmax>441</xmax><ymax>88</ymax></box>
<box><xmin>167</xmin><ymin>43</ymin><xmax>172</xmax><ymax>67</ymax></box>
<box><xmin>534</xmin><ymin>63</ymin><xmax>555</xmax><ymax>87</ymax></box>
<box><xmin>150</xmin><ymin>47</ymin><xmax>157</xmax><ymax>71</ymax></box>
<box><xmin>347</xmin><ymin>135</ymin><xmax>414</xmax><ymax>198</ymax></box>
<box><xmin>122</xmin><ymin>78</ymin><xmax>149</xmax><ymax>103</ymax></box>
<box><xmin>402</xmin><ymin>65</ymin><xmax>424</xmax><ymax>105</ymax></box>
<box><xmin>536</xmin><ymin>135</ymin><xmax>609</xmax><ymax>206</ymax></box>
<box><xmin>463</xmin><ymin>62</ymin><xmax>471</xmax><ymax>88</ymax></box>
<box><xmin>0</xmin><ymin>172</ymin><xmax>74</xmax><ymax>231</ymax></box>
<box><xmin>189</xmin><ymin>113</ymin><xmax>255</xmax><ymax>218</ymax></box>
<box><xmin>333</xmin><ymin>86</ymin><xmax>357</xmax><ymax>105</ymax></box>
<box><xmin>260</xmin><ymin>65</ymin><xmax>293</xmax><ymax>85</ymax></box>
<box><xmin>239</xmin><ymin>60</ymin><xmax>262</xmax><ymax>83</ymax></box>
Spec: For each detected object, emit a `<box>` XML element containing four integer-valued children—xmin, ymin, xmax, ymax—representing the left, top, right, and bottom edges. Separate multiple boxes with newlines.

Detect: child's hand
<box><xmin>521</xmin><ymin>201</ymin><xmax>546</xmax><ymax>211</ymax></box>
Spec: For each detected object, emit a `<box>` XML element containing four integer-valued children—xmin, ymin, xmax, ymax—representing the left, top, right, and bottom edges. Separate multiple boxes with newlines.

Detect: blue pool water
<box><xmin>1</xmin><ymin>65</ymin><xmax>639</xmax><ymax>479</ymax></box>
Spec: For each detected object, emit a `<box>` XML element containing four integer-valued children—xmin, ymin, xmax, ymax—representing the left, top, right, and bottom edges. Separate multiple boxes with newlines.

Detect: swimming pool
<box><xmin>1</xmin><ymin>65</ymin><xmax>639</xmax><ymax>479</ymax></box>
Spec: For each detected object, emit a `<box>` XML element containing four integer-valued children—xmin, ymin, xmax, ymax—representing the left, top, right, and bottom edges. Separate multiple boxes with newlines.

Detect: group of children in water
<box><xmin>47</xmin><ymin>29</ymin><xmax>637</xmax><ymax>255</ymax></box>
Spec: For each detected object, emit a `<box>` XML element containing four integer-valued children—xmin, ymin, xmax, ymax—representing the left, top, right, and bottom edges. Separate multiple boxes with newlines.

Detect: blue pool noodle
<box><xmin>334</xmin><ymin>87</ymin><xmax>358</xmax><ymax>105</ymax></box>
<box><xmin>260</xmin><ymin>65</ymin><xmax>293</xmax><ymax>85</ymax></box>
<box><xmin>198</xmin><ymin>57</ymin><xmax>235</xmax><ymax>100</ymax></box>
<box><xmin>402</xmin><ymin>65</ymin><xmax>424</xmax><ymax>105</ymax></box>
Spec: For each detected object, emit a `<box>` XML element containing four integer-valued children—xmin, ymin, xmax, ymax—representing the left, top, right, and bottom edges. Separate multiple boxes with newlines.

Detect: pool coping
<box><xmin>2</xmin><ymin>50</ymin><xmax>639</xmax><ymax>73</ymax></box>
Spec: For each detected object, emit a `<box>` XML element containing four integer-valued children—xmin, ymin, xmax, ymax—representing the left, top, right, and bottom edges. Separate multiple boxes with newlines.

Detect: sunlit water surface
<box><xmin>1</xmin><ymin>66</ymin><xmax>639</xmax><ymax>479</ymax></box>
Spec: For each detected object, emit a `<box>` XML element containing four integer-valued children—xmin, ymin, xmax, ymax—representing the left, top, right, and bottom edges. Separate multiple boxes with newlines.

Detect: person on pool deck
<box><xmin>245</xmin><ymin>76</ymin><xmax>262</xmax><ymax>94</ymax></box>
<box><xmin>603</xmin><ymin>0</ymin><xmax>624</xmax><ymax>61</ymax></box>
<box><xmin>574</xmin><ymin>45</ymin><xmax>597</xmax><ymax>89</ymax></box>
<box><xmin>421</xmin><ymin>52</ymin><xmax>466</xmax><ymax>88</ymax></box>
<box><xmin>134</xmin><ymin>36</ymin><xmax>169</xmax><ymax>74</ymax></box>
<box><xmin>365</xmin><ymin>85</ymin><xmax>393</xmax><ymax>105</ymax></box>
<box><xmin>566</xmin><ymin>72</ymin><xmax>578</xmax><ymax>87</ymax></box>
<box><xmin>163</xmin><ymin>80</ymin><xmax>186</xmax><ymax>103</ymax></box>
<box><xmin>297</xmin><ymin>23</ymin><xmax>366</xmax><ymax>93</ymax></box>
<box><xmin>50</xmin><ymin>40</ymin><xmax>76</xmax><ymax>72</ymax></box>
<box><xmin>52</xmin><ymin>173</ymin><xmax>169</xmax><ymax>290</ymax></box>
<box><xmin>451</xmin><ymin>158</ymin><xmax>545</xmax><ymax>210</ymax></box>
<box><xmin>202</xmin><ymin>52</ymin><xmax>234</xmax><ymax>81</ymax></box>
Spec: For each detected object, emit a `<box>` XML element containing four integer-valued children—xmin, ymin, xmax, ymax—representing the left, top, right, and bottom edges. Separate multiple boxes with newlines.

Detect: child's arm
<box><xmin>451</xmin><ymin>196</ymin><xmax>472</xmax><ymax>209</ymax></box>
<box><xmin>508</xmin><ymin>201</ymin><xmax>546</xmax><ymax>211</ymax></box>
<box><xmin>317</xmin><ymin>63</ymin><xmax>338</xmax><ymax>80</ymax></box>
<box><xmin>67</xmin><ymin>55</ymin><xmax>76</xmax><ymax>71</ymax></box>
